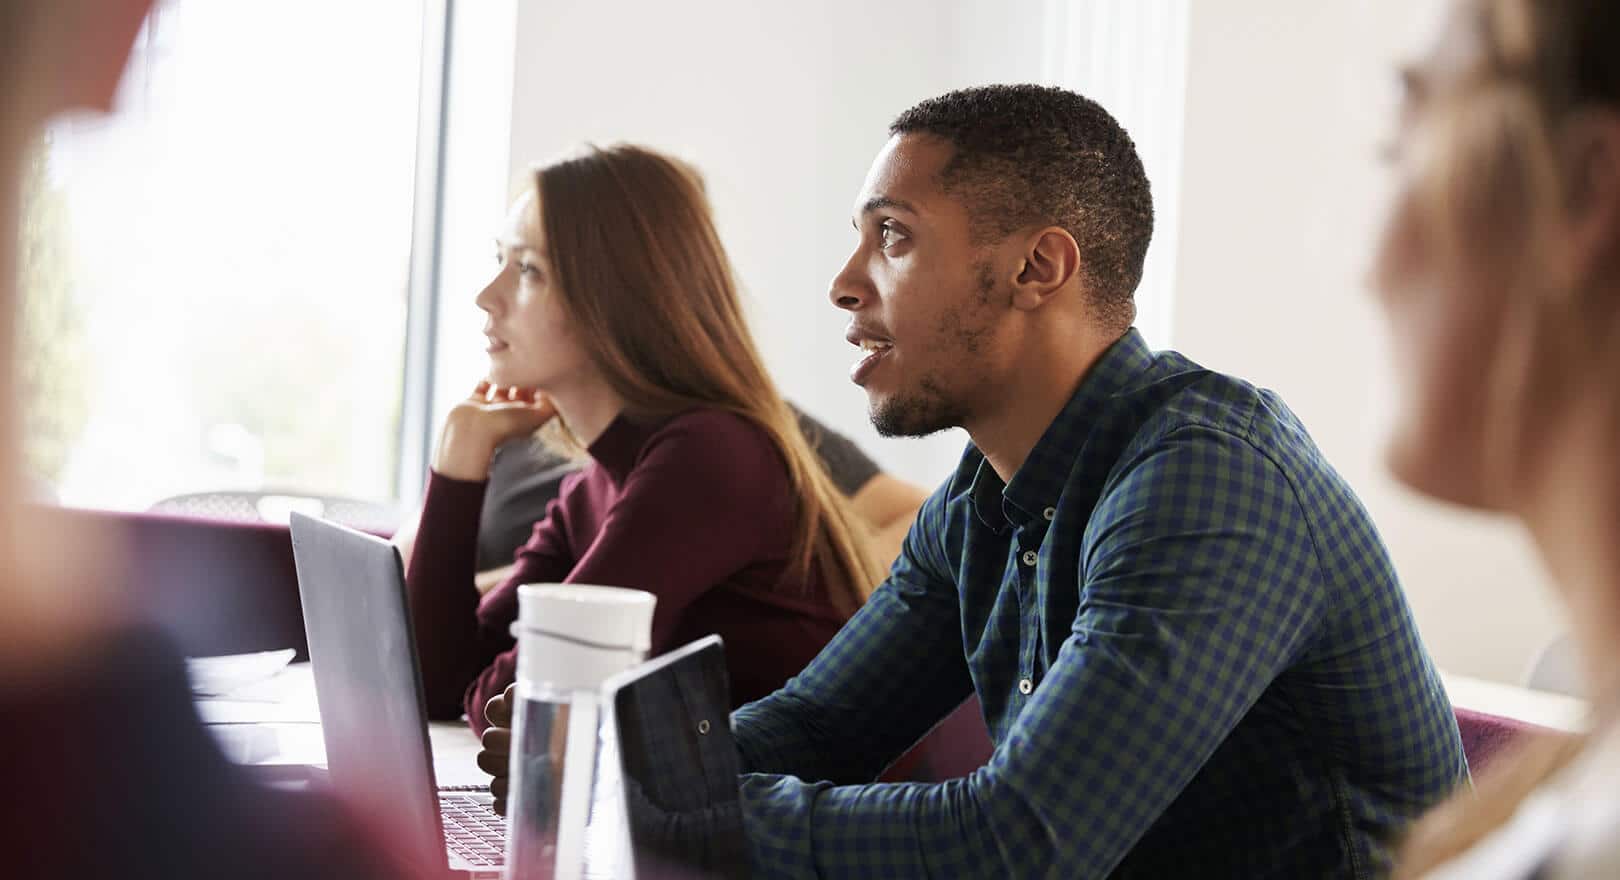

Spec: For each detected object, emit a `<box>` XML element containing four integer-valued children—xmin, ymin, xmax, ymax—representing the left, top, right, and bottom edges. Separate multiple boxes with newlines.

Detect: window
<box><xmin>19</xmin><ymin>1</ymin><xmax>433</xmax><ymax>512</ymax></box>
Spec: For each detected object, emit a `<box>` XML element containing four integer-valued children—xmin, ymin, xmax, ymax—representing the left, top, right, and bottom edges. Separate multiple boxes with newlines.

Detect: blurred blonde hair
<box><xmin>1395</xmin><ymin>0</ymin><xmax>1620</xmax><ymax>873</ymax></box>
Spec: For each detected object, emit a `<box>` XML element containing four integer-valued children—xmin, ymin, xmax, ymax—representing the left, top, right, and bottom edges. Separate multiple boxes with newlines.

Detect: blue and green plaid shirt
<box><xmin>732</xmin><ymin>329</ymin><xmax>1466</xmax><ymax>878</ymax></box>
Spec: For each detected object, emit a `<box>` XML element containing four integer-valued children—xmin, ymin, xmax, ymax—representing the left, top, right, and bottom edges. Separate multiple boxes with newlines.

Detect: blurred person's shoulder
<box><xmin>1552</xmin><ymin>725</ymin><xmax>1620</xmax><ymax>877</ymax></box>
<box><xmin>1425</xmin><ymin>727</ymin><xmax>1620</xmax><ymax>879</ymax></box>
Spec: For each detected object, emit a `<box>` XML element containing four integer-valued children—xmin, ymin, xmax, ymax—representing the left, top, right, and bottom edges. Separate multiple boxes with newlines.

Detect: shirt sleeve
<box><xmin>731</xmin><ymin>485</ymin><xmax>972</xmax><ymax>786</ymax></box>
<box><xmin>733</xmin><ymin>425</ymin><xmax>1329</xmax><ymax>878</ymax></box>
<box><xmin>464</xmin><ymin>414</ymin><xmax>799</xmax><ymax>733</ymax></box>
<box><xmin>406</xmin><ymin>470</ymin><xmax>575</xmax><ymax>721</ymax></box>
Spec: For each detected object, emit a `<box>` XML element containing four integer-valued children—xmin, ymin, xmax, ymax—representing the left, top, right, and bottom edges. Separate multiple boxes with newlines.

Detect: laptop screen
<box><xmin>287</xmin><ymin>512</ymin><xmax>450</xmax><ymax>872</ymax></box>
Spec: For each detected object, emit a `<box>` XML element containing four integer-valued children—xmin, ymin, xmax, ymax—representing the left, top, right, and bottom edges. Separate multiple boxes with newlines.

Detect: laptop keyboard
<box><xmin>440</xmin><ymin>793</ymin><xmax>506</xmax><ymax>868</ymax></box>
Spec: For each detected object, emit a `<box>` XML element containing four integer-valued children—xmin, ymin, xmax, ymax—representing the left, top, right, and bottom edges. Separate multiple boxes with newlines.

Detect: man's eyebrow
<box><xmin>852</xmin><ymin>196</ymin><xmax>921</xmax><ymax>229</ymax></box>
<box><xmin>861</xmin><ymin>196</ymin><xmax>918</xmax><ymax>216</ymax></box>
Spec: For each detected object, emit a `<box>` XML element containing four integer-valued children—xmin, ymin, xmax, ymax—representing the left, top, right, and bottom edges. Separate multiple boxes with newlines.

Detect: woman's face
<box><xmin>1372</xmin><ymin>4</ymin><xmax>1522</xmax><ymax>509</ymax></box>
<box><xmin>477</xmin><ymin>190</ymin><xmax>594</xmax><ymax>392</ymax></box>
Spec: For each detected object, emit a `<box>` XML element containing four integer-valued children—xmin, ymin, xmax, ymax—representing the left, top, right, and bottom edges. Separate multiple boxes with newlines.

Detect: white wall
<box><xmin>439</xmin><ymin>0</ymin><xmax>959</xmax><ymax>492</ymax></box>
<box><xmin>471</xmin><ymin>0</ymin><xmax>1186</xmax><ymax>493</ymax></box>
<box><xmin>455</xmin><ymin>0</ymin><xmax>1560</xmax><ymax>685</ymax></box>
<box><xmin>1171</xmin><ymin>0</ymin><xmax>1567</xmax><ymax>684</ymax></box>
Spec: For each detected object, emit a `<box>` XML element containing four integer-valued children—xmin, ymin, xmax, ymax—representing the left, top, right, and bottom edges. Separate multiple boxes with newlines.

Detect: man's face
<box><xmin>830</xmin><ymin>134</ymin><xmax>1014</xmax><ymax>437</ymax></box>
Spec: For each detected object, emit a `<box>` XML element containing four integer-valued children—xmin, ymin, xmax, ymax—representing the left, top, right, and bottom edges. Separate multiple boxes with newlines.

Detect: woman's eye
<box><xmin>517</xmin><ymin>261</ymin><xmax>543</xmax><ymax>280</ymax></box>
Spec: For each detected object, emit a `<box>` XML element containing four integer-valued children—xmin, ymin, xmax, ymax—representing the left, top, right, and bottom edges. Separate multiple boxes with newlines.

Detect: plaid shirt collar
<box><xmin>968</xmin><ymin>328</ymin><xmax>1157</xmax><ymax>534</ymax></box>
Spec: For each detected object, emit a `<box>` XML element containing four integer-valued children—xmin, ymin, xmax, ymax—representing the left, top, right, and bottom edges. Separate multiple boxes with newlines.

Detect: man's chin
<box><xmin>869</xmin><ymin>394</ymin><xmax>956</xmax><ymax>439</ymax></box>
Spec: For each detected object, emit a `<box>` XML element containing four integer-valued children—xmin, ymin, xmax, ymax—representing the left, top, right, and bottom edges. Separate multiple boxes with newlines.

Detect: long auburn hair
<box><xmin>1395</xmin><ymin>0</ymin><xmax>1619</xmax><ymax>875</ymax></box>
<box><xmin>530</xmin><ymin>144</ymin><xmax>884</xmax><ymax>616</ymax></box>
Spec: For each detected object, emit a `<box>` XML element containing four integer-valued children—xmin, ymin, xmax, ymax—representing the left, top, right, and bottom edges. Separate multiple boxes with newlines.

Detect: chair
<box><xmin>1454</xmin><ymin>706</ymin><xmax>1555</xmax><ymax>775</ymax></box>
<box><xmin>1525</xmin><ymin>633</ymin><xmax>1583</xmax><ymax>698</ymax></box>
<box><xmin>33</xmin><ymin>504</ymin><xmax>312</xmax><ymax>660</ymax></box>
<box><xmin>887</xmin><ymin>697</ymin><xmax>995</xmax><ymax>782</ymax></box>
<box><xmin>892</xmin><ymin>700</ymin><xmax>1552</xmax><ymax>782</ymax></box>
<box><xmin>150</xmin><ymin>490</ymin><xmax>401</xmax><ymax>536</ymax></box>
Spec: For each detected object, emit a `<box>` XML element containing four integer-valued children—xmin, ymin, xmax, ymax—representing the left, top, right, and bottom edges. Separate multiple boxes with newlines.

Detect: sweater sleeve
<box><xmin>406</xmin><ymin>470</ymin><xmax>573</xmax><ymax>721</ymax></box>
<box><xmin>460</xmin><ymin>413</ymin><xmax>794</xmax><ymax>733</ymax></box>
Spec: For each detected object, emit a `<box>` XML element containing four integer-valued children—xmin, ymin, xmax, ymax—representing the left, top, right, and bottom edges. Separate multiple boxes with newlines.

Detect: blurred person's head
<box><xmin>0</xmin><ymin>0</ymin><xmax>154</xmax><ymax>672</ymax></box>
<box><xmin>1374</xmin><ymin>0</ymin><xmax>1620</xmax><ymax>514</ymax></box>
<box><xmin>1377</xmin><ymin>2</ymin><xmax>1620</xmax><ymax>872</ymax></box>
<box><xmin>830</xmin><ymin>84</ymin><xmax>1153</xmax><ymax>438</ymax></box>
<box><xmin>478</xmin><ymin>144</ymin><xmax>882</xmax><ymax>612</ymax></box>
<box><xmin>1</xmin><ymin>0</ymin><xmax>154</xmax><ymax>144</ymax></box>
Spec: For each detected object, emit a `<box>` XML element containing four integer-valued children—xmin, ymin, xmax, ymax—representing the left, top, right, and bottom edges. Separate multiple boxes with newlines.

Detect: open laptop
<box><xmin>287</xmin><ymin>512</ymin><xmax>505</xmax><ymax>877</ymax></box>
<box><xmin>604</xmin><ymin>635</ymin><xmax>750</xmax><ymax>879</ymax></box>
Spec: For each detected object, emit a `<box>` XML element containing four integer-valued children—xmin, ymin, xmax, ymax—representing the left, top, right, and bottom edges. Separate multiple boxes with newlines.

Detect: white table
<box><xmin>1439</xmin><ymin>670</ymin><xmax>1589</xmax><ymax>733</ymax></box>
<box><xmin>195</xmin><ymin>661</ymin><xmax>491</xmax><ymax>788</ymax></box>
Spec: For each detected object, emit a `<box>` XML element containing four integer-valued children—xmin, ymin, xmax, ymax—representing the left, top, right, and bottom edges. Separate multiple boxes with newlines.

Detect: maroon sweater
<box><xmin>406</xmin><ymin>408</ymin><xmax>849</xmax><ymax>733</ymax></box>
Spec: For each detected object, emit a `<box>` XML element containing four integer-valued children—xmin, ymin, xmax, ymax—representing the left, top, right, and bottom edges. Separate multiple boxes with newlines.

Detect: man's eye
<box><xmin>878</xmin><ymin>221</ymin><xmax>908</xmax><ymax>250</ymax></box>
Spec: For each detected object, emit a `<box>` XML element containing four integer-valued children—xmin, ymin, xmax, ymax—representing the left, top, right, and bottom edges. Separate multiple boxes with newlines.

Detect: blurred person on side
<box><xmin>1376</xmin><ymin>1</ymin><xmax>1620</xmax><ymax>877</ymax></box>
<box><xmin>0</xmin><ymin>1</ymin><xmax>441</xmax><ymax>876</ymax></box>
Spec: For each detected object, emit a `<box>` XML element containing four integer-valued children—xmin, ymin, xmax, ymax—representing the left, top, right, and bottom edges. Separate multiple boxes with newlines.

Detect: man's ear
<box><xmin>1010</xmin><ymin>226</ymin><xmax>1081</xmax><ymax>312</ymax></box>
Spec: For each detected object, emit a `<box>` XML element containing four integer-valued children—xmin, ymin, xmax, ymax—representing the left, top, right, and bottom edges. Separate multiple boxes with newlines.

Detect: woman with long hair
<box><xmin>406</xmin><ymin>144</ymin><xmax>885</xmax><ymax>734</ymax></box>
<box><xmin>1373</xmin><ymin>0</ymin><xmax>1620</xmax><ymax>875</ymax></box>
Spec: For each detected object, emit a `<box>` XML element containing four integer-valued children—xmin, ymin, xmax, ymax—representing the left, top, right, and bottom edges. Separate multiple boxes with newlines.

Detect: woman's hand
<box><xmin>432</xmin><ymin>381</ymin><xmax>558</xmax><ymax>481</ymax></box>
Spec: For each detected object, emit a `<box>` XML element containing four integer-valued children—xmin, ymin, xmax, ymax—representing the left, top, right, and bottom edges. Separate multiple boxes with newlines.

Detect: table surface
<box><xmin>195</xmin><ymin>662</ymin><xmax>490</xmax><ymax>787</ymax></box>
<box><xmin>194</xmin><ymin>662</ymin><xmax>1592</xmax><ymax>786</ymax></box>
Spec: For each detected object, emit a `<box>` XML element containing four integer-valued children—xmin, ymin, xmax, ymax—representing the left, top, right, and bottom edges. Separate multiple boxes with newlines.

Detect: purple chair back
<box><xmin>1454</xmin><ymin>706</ymin><xmax>1552</xmax><ymax>775</ymax></box>
<box><xmin>30</xmin><ymin>505</ymin><xmax>311</xmax><ymax>660</ymax></box>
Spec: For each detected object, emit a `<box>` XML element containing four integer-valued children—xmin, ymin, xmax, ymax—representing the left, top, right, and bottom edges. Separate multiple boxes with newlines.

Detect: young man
<box><xmin>473</xmin><ymin>85</ymin><xmax>1466</xmax><ymax>876</ymax></box>
<box><xmin>725</xmin><ymin>85</ymin><xmax>1465</xmax><ymax>877</ymax></box>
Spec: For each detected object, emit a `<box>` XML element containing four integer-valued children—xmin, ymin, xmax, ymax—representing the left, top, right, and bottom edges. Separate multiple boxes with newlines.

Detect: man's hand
<box><xmin>433</xmin><ymin>381</ymin><xmax>557</xmax><ymax>482</ymax></box>
<box><xmin>477</xmin><ymin>683</ymin><xmax>516</xmax><ymax>816</ymax></box>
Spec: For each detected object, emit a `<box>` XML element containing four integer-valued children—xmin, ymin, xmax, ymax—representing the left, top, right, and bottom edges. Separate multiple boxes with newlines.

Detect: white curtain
<box><xmin>1041</xmin><ymin>0</ymin><xmax>1190</xmax><ymax>350</ymax></box>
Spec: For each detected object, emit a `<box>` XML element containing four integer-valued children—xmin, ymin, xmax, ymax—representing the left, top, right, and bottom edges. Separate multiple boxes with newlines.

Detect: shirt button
<box><xmin>1018</xmin><ymin>678</ymin><xmax>1034</xmax><ymax>695</ymax></box>
<box><xmin>1043</xmin><ymin>507</ymin><xmax>1056</xmax><ymax>521</ymax></box>
<box><xmin>697</xmin><ymin>719</ymin><xmax>711</xmax><ymax>735</ymax></box>
<box><xmin>1021</xmin><ymin>550</ymin><xmax>1038</xmax><ymax>567</ymax></box>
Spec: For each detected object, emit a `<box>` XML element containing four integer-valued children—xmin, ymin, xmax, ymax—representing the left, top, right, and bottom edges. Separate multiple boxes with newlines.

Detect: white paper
<box><xmin>186</xmin><ymin>648</ymin><xmax>297</xmax><ymax>697</ymax></box>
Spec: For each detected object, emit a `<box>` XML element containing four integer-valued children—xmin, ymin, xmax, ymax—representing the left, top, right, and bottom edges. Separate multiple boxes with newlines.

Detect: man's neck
<box><xmin>967</xmin><ymin>327</ymin><xmax>1118</xmax><ymax>483</ymax></box>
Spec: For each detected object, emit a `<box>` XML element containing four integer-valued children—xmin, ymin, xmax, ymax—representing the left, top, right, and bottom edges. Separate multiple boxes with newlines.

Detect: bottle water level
<box><xmin>505</xmin><ymin>689</ymin><xmax>626</xmax><ymax>880</ymax></box>
<box><xmin>506</xmin><ymin>692</ymin><xmax>571</xmax><ymax>879</ymax></box>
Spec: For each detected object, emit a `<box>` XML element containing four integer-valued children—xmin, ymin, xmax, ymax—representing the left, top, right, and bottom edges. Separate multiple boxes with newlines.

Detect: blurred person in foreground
<box><xmin>1377</xmin><ymin>1</ymin><xmax>1620</xmax><ymax>877</ymax></box>
<box><xmin>1</xmin><ymin>1</ymin><xmax>435</xmax><ymax>875</ymax></box>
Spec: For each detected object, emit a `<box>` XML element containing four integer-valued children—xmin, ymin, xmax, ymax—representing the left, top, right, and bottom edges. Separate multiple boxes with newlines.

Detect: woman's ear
<box><xmin>1010</xmin><ymin>226</ymin><xmax>1081</xmax><ymax>312</ymax></box>
<box><xmin>1561</xmin><ymin>111</ymin><xmax>1620</xmax><ymax>295</ymax></box>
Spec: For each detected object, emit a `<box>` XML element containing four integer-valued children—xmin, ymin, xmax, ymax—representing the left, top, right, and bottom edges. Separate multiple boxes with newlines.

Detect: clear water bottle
<box><xmin>504</xmin><ymin>584</ymin><xmax>656</xmax><ymax>880</ymax></box>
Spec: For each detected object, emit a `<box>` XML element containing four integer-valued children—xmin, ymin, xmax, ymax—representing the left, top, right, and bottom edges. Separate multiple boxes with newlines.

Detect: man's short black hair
<box><xmin>891</xmin><ymin>84</ymin><xmax>1153</xmax><ymax>330</ymax></box>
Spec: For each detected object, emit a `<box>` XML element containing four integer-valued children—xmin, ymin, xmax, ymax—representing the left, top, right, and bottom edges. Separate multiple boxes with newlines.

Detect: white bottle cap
<box><xmin>512</xmin><ymin>583</ymin><xmax>657</xmax><ymax>693</ymax></box>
